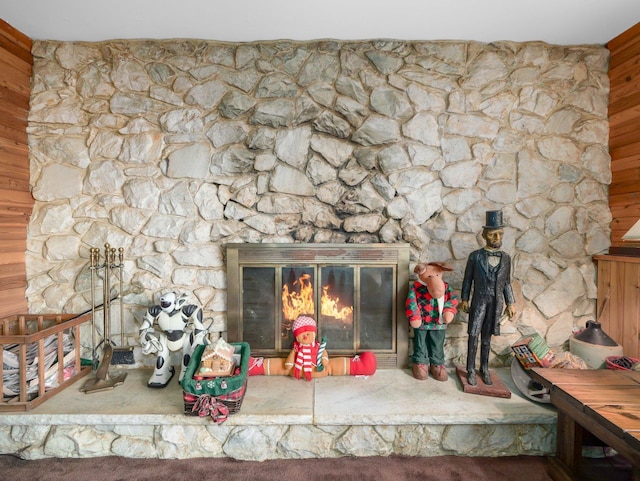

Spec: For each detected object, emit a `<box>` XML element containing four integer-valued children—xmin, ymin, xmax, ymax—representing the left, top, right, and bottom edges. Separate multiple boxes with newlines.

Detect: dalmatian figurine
<box><xmin>138</xmin><ymin>292</ymin><xmax>208</xmax><ymax>388</ymax></box>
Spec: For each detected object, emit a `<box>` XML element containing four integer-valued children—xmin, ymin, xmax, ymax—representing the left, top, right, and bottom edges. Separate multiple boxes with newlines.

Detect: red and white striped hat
<box><xmin>292</xmin><ymin>315</ymin><xmax>317</xmax><ymax>337</ymax></box>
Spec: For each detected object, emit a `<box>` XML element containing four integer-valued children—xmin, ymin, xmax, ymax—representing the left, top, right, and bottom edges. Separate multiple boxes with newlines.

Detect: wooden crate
<box><xmin>0</xmin><ymin>312</ymin><xmax>92</xmax><ymax>411</ymax></box>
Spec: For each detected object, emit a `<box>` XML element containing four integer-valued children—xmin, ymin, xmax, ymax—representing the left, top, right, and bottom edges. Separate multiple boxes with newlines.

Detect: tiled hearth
<box><xmin>0</xmin><ymin>367</ymin><xmax>556</xmax><ymax>460</ymax></box>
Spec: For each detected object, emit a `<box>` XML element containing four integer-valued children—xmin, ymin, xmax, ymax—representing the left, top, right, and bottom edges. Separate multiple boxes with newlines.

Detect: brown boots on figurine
<box><xmin>412</xmin><ymin>363</ymin><xmax>428</xmax><ymax>380</ymax></box>
<box><xmin>412</xmin><ymin>363</ymin><xmax>448</xmax><ymax>382</ymax></box>
<box><xmin>429</xmin><ymin>364</ymin><xmax>448</xmax><ymax>381</ymax></box>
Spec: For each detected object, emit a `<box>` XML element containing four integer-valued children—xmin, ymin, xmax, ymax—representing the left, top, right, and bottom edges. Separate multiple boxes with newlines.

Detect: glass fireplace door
<box><xmin>318</xmin><ymin>266</ymin><xmax>354</xmax><ymax>352</ymax></box>
<box><xmin>240</xmin><ymin>264</ymin><xmax>395</xmax><ymax>356</ymax></box>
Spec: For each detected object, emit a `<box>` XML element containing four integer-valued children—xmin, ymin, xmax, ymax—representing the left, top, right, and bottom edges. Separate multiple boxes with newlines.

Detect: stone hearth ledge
<box><xmin>0</xmin><ymin>368</ymin><xmax>557</xmax><ymax>460</ymax></box>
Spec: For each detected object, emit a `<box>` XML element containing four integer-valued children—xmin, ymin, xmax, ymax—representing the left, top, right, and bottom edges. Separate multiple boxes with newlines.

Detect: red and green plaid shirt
<box><xmin>405</xmin><ymin>281</ymin><xmax>459</xmax><ymax>330</ymax></box>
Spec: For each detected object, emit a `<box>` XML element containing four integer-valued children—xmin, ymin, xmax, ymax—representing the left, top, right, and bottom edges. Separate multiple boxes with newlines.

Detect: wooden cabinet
<box><xmin>593</xmin><ymin>254</ymin><xmax>640</xmax><ymax>360</ymax></box>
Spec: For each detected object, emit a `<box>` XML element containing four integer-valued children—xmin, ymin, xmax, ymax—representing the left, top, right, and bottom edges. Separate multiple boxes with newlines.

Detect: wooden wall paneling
<box><xmin>0</xmin><ymin>288</ymin><xmax>30</xmax><ymax>316</ymax></box>
<box><xmin>597</xmin><ymin>258</ymin><xmax>613</xmax><ymax>334</ymax></box>
<box><xmin>608</xmin><ymin>53</ymin><xmax>640</xmax><ymax>88</ymax></box>
<box><xmin>608</xmin><ymin>93</ymin><xmax>640</xmax><ymax>130</ymax></box>
<box><xmin>595</xmin><ymin>256</ymin><xmax>640</xmax><ymax>360</ymax></box>
<box><xmin>609</xmin><ymin>81</ymin><xmax>640</xmax><ymax>118</ymax></box>
<box><xmin>609</xmin><ymin>117</ymin><xmax>640</xmax><ymax>150</ymax></box>
<box><xmin>0</xmin><ymin>120</ymin><xmax>27</xmax><ymax>145</ymax></box>
<box><xmin>0</xmin><ymin>45</ymin><xmax>32</xmax><ymax>77</ymax></box>
<box><xmin>0</xmin><ymin>188</ymin><xmax>34</xmax><ymax>213</ymax></box>
<box><xmin>0</xmin><ymin>19</ymin><xmax>32</xmax><ymax>318</ymax></box>
<box><xmin>0</xmin><ymin>262</ymin><xmax>27</xmax><ymax>290</ymax></box>
<box><xmin>610</xmin><ymin>260</ymin><xmax>625</xmax><ymax>343</ymax></box>
<box><xmin>607</xmin><ymin>22</ymin><xmax>640</xmax><ymax>249</ymax></box>
<box><xmin>607</xmin><ymin>22</ymin><xmax>640</xmax><ymax>59</ymax></box>
<box><xmin>0</xmin><ymin>159</ymin><xmax>29</xmax><ymax>192</ymax></box>
<box><xmin>0</xmin><ymin>19</ymin><xmax>32</xmax><ymax>65</ymax></box>
<box><xmin>0</xmin><ymin>83</ymin><xmax>30</xmax><ymax>112</ymax></box>
<box><xmin>610</xmin><ymin>141</ymin><xmax>640</xmax><ymax>173</ymax></box>
<box><xmin>622</xmin><ymin>262</ymin><xmax>640</xmax><ymax>358</ymax></box>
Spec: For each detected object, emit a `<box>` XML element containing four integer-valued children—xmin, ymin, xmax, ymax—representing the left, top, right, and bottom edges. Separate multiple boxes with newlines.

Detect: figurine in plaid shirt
<box><xmin>405</xmin><ymin>262</ymin><xmax>459</xmax><ymax>381</ymax></box>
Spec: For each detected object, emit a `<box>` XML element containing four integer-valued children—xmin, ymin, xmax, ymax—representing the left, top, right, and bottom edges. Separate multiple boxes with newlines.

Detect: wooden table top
<box><xmin>531</xmin><ymin>368</ymin><xmax>640</xmax><ymax>387</ymax></box>
<box><xmin>531</xmin><ymin>368</ymin><xmax>640</xmax><ymax>452</ymax></box>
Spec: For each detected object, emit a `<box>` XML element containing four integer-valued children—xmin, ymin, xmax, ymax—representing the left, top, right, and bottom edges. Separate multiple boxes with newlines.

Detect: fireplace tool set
<box><xmin>80</xmin><ymin>243</ymin><xmax>130</xmax><ymax>393</ymax></box>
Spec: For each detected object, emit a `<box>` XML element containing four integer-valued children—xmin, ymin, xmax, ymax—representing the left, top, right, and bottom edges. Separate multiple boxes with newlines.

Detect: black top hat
<box><xmin>483</xmin><ymin>210</ymin><xmax>504</xmax><ymax>229</ymax></box>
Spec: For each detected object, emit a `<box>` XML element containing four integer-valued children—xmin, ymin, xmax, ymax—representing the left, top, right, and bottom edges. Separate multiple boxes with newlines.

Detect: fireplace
<box><xmin>226</xmin><ymin>243</ymin><xmax>410</xmax><ymax>368</ymax></box>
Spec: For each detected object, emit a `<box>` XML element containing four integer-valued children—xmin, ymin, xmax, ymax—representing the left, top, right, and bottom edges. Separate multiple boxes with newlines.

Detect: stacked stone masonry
<box><xmin>0</xmin><ymin>421</ymin><xmax>555</xmax><ymax>460</ymax></box>
<box><xmin>25</xmin><ymin>38</ymin><xmax>611</xmax><ymax>368</ymax></box>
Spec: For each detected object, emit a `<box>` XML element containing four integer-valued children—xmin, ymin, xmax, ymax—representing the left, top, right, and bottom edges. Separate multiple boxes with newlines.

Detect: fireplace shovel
<box><xmin>79</xmin><ymin>340</ymin><xmax>127</xmax><ymax>393</ymax></box>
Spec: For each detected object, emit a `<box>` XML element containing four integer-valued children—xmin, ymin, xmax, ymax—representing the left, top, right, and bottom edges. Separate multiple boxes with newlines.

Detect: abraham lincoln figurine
<box><xmin>460</xmin><ymin>210</ymin><xmax>516</xmax><ymax>387</ymax></box>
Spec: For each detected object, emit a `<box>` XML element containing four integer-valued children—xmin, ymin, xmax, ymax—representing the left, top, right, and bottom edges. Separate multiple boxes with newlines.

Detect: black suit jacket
<box><xmin>461</xmin><ymin>248</ymin><xmax>515</xmax><ymax>337</ymax></box>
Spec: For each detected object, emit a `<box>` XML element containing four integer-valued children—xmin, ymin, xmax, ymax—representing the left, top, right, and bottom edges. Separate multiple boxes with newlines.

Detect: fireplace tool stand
<box><xmin>80</xmin><ymin>244</ymin><xmax>129</xmax><ymax>393</ymax></box>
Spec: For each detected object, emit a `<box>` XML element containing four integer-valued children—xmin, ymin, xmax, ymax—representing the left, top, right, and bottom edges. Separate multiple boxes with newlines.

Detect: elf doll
<box><xmin>248</xmin><ymin>314</ymin><xmax>377</xmax><ymax>379</ymax></box>
<box><xmin>405</xmin><ymin>262</ymin><xmax>459</xmax><ymax>381</ymax></box>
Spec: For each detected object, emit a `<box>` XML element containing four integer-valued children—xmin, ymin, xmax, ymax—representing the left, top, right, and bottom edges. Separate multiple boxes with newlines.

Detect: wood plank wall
<box><xmin>608</xmin><ymin>22</ymin><xmax>640</xmax><ymax>249</ymax></box>
<box><xmin>0</xmin><ymin>19</ymin><xmax>33</xmax><ymax>317</ymax></box>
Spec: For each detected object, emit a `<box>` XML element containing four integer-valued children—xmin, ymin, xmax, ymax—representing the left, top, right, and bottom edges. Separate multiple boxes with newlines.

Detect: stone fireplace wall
<box><xmin>25</xmin><ymin>39</ymin><xmax>611</xmax><ymax>367</ymax></box>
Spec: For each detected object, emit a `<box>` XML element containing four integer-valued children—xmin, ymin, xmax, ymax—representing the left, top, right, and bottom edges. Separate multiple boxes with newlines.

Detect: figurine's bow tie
<box><xmin>486</xmin><ymin>251</ymin><xmax>502</xmax><ymax>257</ymax></box>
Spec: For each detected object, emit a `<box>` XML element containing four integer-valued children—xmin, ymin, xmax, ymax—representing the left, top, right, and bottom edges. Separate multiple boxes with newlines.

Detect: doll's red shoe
<box><xmin>429</xmin><ymin>364</ymin><xmax>448</xmax><ymax>382</ymax></box>
<box><xmin>248</xmin><ymin>356</ymin><xmax>265</xmax><ymax>376</ymax></box>
<box><xmin>350</xmin><ymin>351</ymin><xmax>377</xmax><ymax>376</ymax></box>
<box><xmin>412</xmin><ymin>363</ymin><xmax>428</xmax><ymax>380</ymax></box>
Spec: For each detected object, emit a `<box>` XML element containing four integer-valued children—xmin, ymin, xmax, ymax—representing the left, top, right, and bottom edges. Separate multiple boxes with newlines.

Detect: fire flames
<box><xmin>321</xmin><ymin>285</ymin><xmax>353</xmax><ymax>320</ymax></box>
<box><xmin>282</xmin><ymin>273</ymin><xmax>354</xmax><ymax>327</ymax></box>
<box><xmin>282</xmin><ymin>273</ymin><xmax>315</xmax><ymax>322</ymax></box>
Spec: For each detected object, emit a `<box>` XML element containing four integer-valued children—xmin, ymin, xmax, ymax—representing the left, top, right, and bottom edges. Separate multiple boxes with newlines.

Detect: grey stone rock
<box><xmin>379</xmin><ymin>145</ymin><xmax>411</xmax><ymax>174</ymax></box>
<box><xmin>298</xmin><ymin>52</ymin><xmax>339</xmax><ymax>86</ymax></box>
<box><xmin>336</xmin><ymin>76</ymin><xmax>369</xmax><ymax>105</ymax></box>
<box><xmin>246</xmin><ymin>127</ymin><xmax>277</xmax><ymax>150</ymax></box>
<box><xmin>219</xmin><ymin>91</ymin><xmax>257</xmax><ymax>119</ymax></box>
<box><xmin>444</xmin><ymin>113</ymin><xmax>500</xmax><ymax>139</ymax></box>
<box><xmin>404</xmin><ymin>181</ymin><xmax>443</xmax><ymax>225</ymax></box>
<box><xmin>256</xmin><ymin>73</ymin><xmax>298</xmax><ymax>98</ymax></box>
<box><xmin>295</xmin><ymin>95</ymin><xmax>324</xmax><ymax>125</ymax></box>
<box><xmin>312</xmin><ymin>111</ymin><xmax>353</xmax><ymax>139</ymax></box>
<box><xmin>335</xmin><ymin>96</ymin><xmax>369</xmax><ymax>128</ymax></box>
<box><xmin>32</xmin><ymin>164</ymin><xmax>84</xmax><ymax>201</ymax></box>
<box><xmin>338</xmin><ymin>158</ymin><xmax>369</xmax><ymax>187</ymax></box>
<box><xmin>185</xmin><ymin>80</ymin><xmax>227</xmax><ymax>109</ymax></box>
<box><xmin>534</xmin><ymin>266</ymin><xmax>585</xmax><ymax>318</ymax></box>
<box><xmin>251</xmin><ymin>99</ymin><xmax>296</xmax><ymax>127</ymax></box>
<box><xmin>370</xmin><ymin>86</ymin><xmax>413</xmax><ymax>120</ymax></box>
<box><xmin>30</xmin><ymin>203</ymin><xmax>74</xmax><ymax>236</ymax></box>
<box><xmin>120</xmin><ymin>133</ymin><xmax>163</xmax><ymax>164</ymax></box>
<box><xmin>275</xmin><ymin>126</ymin><xmax>312</xmax><ymax>170</ymax></box>
<box><xmin>366</xmin><ymin>51</ymin><xmax>404</xmax><ymax>74</ymax></box>
<box><xmin>54</xmin><ymin>43</ymin><xmax>102</xmax><ymax>70</ymax></box>
<box><xmin>270</xmin><ymin>164</ymin><xmax>315</xmax><ymax>196</ymax></box>
<box><xmin>159</xmin><ymin>182</ymin><xmax>195</xmax><ymax>217</ymax></box>
<box><xmin>159</xmin><ymin>108</ymin><xmax>204</xmax><ymax>133</ymax></box>
<box><xmin>211</xmin><ymin>147</ymin><xmax>255</xmax><ymax>175</ymax></box>
<box><xmin>315</xmin><ymin>180</ymin><xmax>346</xmax><ymax>206</ymax></box>
<box><xmin>166</xmin><ymin>143</ymin><xmax>211</xmax><ymax>179</ymax></box>
<box><xmin>206</xmin><ymin>121</ymin><xmax>247</xmax><ymax>148</ymax></box>
<box><xmin>112</xmin><ymin>57</ymin><xmax>150</xmax><ymax>92</ymax></box>
<box><xmin>306</xmin><ymin>155</ymin><xmax>338</xmax><ymax>185</ymax></box>
<box><xmin>370</xmin><ymin>174</ymin><xmax>396</xmax><ymax>200</ymax></box>
<box><xmin>352</xmin><ymin>116</ymin><xmax>401</xmax><ymax>146</ymax></box>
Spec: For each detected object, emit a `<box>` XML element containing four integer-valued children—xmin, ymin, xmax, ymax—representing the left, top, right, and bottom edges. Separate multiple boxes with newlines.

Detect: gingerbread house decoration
<box><xmin>198</xmin><ymin>337</ymin><xmax>236</xmax><ymax>377</ymax></box>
